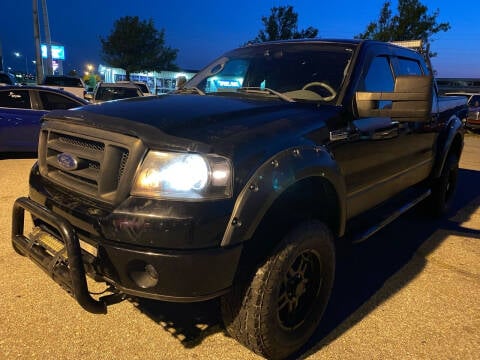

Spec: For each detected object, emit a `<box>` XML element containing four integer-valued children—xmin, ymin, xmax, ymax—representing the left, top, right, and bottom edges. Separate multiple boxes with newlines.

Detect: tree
<box><xmin>250</xmin><ymin>5</ymin><xmax>318</xmax><ymax>43</ymax></box>
<box><xmin>356</xmin><ymin>0</ymin><xmax>450</xmax><ymax>57</ymax></box>
<box><xmin>100</xmin><ymin>16</ymin><xmax>178</xmax><ymax>80</ymax></box>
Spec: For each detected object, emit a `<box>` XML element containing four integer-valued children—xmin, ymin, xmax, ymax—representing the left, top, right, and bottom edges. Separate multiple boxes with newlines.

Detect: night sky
<box><xmin>1</xmin><ymin>0</ymin><xmax>478</xmax><ymax>77</ymax></box>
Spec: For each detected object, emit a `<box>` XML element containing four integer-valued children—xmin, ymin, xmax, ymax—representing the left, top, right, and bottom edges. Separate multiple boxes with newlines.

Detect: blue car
<box><xmin>0</xmin><ymin>85</ymin><xmax>88</xmax><ymax>153</ymax></box>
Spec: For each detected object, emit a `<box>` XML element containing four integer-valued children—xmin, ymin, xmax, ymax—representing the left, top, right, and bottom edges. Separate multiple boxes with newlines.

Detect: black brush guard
<box><xmin>12</xmin><ymin>197</ymin><xmax>107</xmax><ymax>314</ymax></box>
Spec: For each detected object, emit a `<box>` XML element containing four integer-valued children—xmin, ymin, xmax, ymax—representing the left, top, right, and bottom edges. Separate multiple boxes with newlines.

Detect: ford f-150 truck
<box><xmin>12</xmin><ymin>39</ymin><xmax>467</xmax><ymax>359</ymax></box>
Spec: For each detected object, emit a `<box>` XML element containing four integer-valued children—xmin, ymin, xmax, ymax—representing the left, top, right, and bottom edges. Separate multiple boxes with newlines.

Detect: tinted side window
<box><xmin>469</xmin><ymin>95</ymin><xmax>480</xmax><ymax>107</ymax></box>
<box><xmin>136</xmin><ymin>83</ymin><xmax>149</xmax><ymax>93</ymax></box>
<box><xmin>394</xmin><ymin>57</ymin><xmax>423</xmax><ymax>76</ymax></box>
<box><xmin>44</xmin><ymin>76</ymin><xmax>83</xmax><ymax>87</ymax></box>
<box><xmin>361</xmin><ymin>56</ymin><xmax>394</xmax><ymax>109</ymax></box>
<box><xmin>38</xmin><ymin>91</ymin><xmax>81</xmax><ymax>110</ymax></box>
<box><xmin>362</xmin><ymin>56</ymin><xmax>394</xmax><ymax>92</ymax></box>
<box><xmin>95</xmin><ymin>86</ymin><xmax>141</xmax><ymax>101</ymax></box>
<box><xmin>0</xmin><ymin>90</ymin><xmax>32</xmax><ymax>109</ymax></box>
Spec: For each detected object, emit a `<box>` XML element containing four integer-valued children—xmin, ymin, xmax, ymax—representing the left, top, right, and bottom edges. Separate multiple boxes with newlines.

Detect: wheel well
<box><xmin>236</xmin><ymin>177</ymin><xmax>340</xmax><ymax>279</ymax></box>
<box><xmin>449</xmin><ymin>133</ymin><xmax>463</xmax><ymax>160</ymax></box>
<box><xmin>433</xmin><ymin>130</ymin><xmax>464</xmax><ymax>179</ymax></box>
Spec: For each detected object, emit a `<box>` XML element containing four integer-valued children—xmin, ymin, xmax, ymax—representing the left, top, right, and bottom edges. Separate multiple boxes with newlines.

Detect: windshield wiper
<box><xmin>174</xmin><ymin>86</ymin><xmax>205</xmax><ymax>95</ymax></box>
<box><xmin>237</xmin><ymin>87</ymin><xmax>294</xmax><ymax>102</ymax></box>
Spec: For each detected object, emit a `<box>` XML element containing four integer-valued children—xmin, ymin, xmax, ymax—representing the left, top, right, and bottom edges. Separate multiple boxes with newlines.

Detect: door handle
<box><xmin>372</xmin><ymin>124</ymin><xmax>399</xmax><ymax>140</ymax></box>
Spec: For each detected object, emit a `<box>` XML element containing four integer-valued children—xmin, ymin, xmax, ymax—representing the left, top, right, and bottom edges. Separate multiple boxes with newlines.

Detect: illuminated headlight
<box><xmin>131</xmin><ymin>151</ymin><xmax>233</xmax><ymax>200</ymax></box>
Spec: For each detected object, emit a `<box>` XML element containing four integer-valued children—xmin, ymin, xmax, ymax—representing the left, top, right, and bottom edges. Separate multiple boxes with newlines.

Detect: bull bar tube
<box><xmin>12</xmin><ymin>197</ymin><xmax>107</xmax><ymax>314</ymax></box>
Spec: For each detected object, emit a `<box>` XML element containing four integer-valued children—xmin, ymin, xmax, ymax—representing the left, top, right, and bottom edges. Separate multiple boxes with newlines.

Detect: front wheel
<box><xmin>221</xmin><ymin>221</ymin><xmax>335</xmax><ymax>359</ymax></box>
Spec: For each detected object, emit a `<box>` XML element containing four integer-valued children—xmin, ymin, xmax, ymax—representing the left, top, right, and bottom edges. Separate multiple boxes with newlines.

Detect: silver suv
<box><xmin>117</xmin><ymin>81</ymin><xmax>153</xmax><ymax>96</ymax></box>
<box><xmin>88</xmin><ymin>82</ymin><xmax>144</xmax><ymax>103</ymax></box>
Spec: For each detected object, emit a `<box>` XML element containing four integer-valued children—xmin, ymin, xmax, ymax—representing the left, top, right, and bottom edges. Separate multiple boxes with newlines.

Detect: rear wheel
<box><xmin>427</xmin><ymin>153</ymin><xmax>459</xmax><ymax>216</ymax></box>
<box><xmin>221</xmin><ymin>221</ymin><xmax>335</xmax><ymax>359</ymax></box>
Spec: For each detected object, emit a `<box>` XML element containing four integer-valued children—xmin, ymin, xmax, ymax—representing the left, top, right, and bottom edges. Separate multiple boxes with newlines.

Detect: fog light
<box><xmin>129</xmin><ymin>263</ymin><xmax>159</xmax><ymax>289</ymax></box>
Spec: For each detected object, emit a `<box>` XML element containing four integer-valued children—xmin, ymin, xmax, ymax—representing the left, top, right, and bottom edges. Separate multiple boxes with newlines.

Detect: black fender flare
<box><xmin>432</xmin><ymin>116</ymin><xmax>464</xmax><ymax>179</ymax></box>
<box><xmin>221</xmin><ymin>145</ymin><xmax>346</xmax><ymax>247</ymax></box>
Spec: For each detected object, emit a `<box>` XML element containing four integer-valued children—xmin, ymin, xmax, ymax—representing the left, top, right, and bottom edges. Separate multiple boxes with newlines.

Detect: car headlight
<box><xmin>131</xmin><ymin>151</ymin><xmax>233</xmax><ymax>200</ymax></box>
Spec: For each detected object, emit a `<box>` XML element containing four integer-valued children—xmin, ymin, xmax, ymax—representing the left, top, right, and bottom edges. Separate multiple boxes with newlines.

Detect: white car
<box><xmin>42</xmin><ymin>75</ymin><xmax>86</xmax><ymax>99</ymax></box>
<box><xmin>445</xmin><ymin>92</ymin><xmax>480</xmax><ymax>129</ymax></box>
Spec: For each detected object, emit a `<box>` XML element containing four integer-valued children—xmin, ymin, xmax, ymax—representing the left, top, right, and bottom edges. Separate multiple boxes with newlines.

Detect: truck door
<box><xmin>332</xmin><ymin>54</ymin><xmax>431</xmax><ymax>219</ymax></box>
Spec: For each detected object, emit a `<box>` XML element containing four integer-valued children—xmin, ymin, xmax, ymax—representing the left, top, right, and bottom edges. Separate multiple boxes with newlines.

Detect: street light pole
<box><xmin>33</xmin><ymin>0</ymin><xmax>44</xmax><ymax>83</ymax></box>
<box><xmin>0</xmin><ymin>39</ymin><xmax>4</xmax><ymax>72</ymax></box>
<box><xmin>41</xmin><ymin>0</ymin><xmax>53</xmax><ymax>76</ymax></box>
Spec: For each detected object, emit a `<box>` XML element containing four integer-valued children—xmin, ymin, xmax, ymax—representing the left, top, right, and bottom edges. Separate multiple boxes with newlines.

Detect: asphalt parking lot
<box><xmin>0</xmin><ymin>136</ymin><xmax>479</xmax><ymax>359</ymax></box>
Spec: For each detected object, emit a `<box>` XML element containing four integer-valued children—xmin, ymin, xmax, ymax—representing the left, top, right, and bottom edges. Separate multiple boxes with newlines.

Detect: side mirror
<box><xmin>355</xmin><ymin>75</ymin><xmax>433</xmax><ymax>121</ymax></box>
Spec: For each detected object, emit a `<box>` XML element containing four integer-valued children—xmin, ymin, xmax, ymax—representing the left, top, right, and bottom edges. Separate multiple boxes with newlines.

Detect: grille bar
<box><xmin>38</xmin><ymin>122</ymin><xmax>146</xmax><ymax>206</ymax></box>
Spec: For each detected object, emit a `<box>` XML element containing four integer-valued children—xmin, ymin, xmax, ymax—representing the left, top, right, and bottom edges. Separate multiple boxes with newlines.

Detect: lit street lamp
<box><xmin>14</xmin><ymin>51</ymin><xmax>29</xmax><ymax>74</ymax></box>
<box><xmin>85</xmin><ymin>64</ymin><xmax>94</xmax><ymax>76</ymax></box>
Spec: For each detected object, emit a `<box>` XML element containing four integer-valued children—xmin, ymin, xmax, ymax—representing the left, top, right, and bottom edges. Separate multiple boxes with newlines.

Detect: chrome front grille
<box><xmin>38</xmin><ymin>121</ymin><xmax>146</xmax><ymax>205</ymax></box>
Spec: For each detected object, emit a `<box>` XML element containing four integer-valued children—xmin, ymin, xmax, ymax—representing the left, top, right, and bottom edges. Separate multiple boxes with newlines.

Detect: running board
<box><xmin>352</xmin><ymin>189</ymin><xmax>431</xmax><ymax>244</ymax></box>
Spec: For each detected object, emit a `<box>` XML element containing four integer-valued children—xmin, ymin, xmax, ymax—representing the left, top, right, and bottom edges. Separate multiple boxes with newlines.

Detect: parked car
<box><xmin>0</xmin><ymin>71</ymin><xmax>16</xmax><ymax>85</ymax></box>
<box><xmin>445</xmin><ymin>92</ymin><xmax>480</xmax><ymax>129</ymax></box>
<box><xmin>87</xmin><ymin>82</ymin><xmax>144</xmax><ymax>103</ymax></box>
<box><xmin>117</xmin><ymin>80</ymin><xmax>154</xmax><ymax>96</ymax></box>
<box><xmin>41</xmin><ymin>75</ymin><xmax>86</xmax><ymax>99</ymax></box>
<box><xmin>0</xmin><ymin>85</ymin><xmax>88</xmax><ymax>152</ymax></box>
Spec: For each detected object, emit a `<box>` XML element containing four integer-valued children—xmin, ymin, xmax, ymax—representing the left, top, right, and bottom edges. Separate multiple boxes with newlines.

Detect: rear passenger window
<box><xmin>38</xmin><ymin>91</ymin><xmax>81</xmax><ymax>110</ymax></box>
<box><xmin>0</xmin><ymin>90</ymin><xmax>31</xmax><ymax>109</ymax></box>
<box><xmin>394</xmin><ymin>57</ymin><xmax>423</xmax><ymax>76</ymax></box>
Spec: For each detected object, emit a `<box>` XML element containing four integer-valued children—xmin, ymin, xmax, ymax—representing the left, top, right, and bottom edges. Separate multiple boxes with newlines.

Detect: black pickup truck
<box><xmin>12</xmin><ymin>39</ymin><xmax>467</xmax><ymax>359</ymax></box>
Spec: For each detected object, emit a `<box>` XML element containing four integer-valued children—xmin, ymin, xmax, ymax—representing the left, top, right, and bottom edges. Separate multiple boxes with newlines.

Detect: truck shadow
<box><xmin>133</xmin><ymin>297</ymin><xmax>223</xmax><ymax>348</ymax></box>
<box><xmin>132</xmin><ymin>168</ymin><xmax>480</xmax><ymax>355</ymax></box>
<box><xmin>0</xmin><ymin>152</ymin><xmax>37</xmax><ymax>160</ymax></box>
<box><xmin>299</xmin><ymin>167</ymin><xmax>480</xmax><ymax>358</ymax></box>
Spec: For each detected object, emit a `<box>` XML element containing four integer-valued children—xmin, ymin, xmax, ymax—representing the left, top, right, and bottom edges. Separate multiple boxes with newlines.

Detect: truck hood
<box><xmin>45</xmin><ymin>94</ymin><xmax>336</xmax><ymax>154</ymax></box>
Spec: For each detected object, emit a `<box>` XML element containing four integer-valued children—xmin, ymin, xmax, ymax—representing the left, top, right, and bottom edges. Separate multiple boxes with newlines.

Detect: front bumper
<box><xmin>12</xmin><ymin>197</ymin><xmax>243</xmax><ymax>313</ymax></box>
<box><xmin>466</xmin><ymin>120</ymin><xmax>480</xmax><ymax>129</ymax></box>
<box><xmin>466</xmin><ymin>111</ymin><xmax>480</xmax><ymax>129</ymax></box>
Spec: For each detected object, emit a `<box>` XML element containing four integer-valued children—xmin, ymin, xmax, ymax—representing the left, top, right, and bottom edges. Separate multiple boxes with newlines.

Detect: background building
<box><xmin>98</xmin><ymin>65</ymin><xmax>197</xmax><ymax>95</ymax></box>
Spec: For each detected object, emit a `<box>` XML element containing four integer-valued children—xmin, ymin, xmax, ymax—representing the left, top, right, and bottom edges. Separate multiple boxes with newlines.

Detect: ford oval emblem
<box><xmin>57</xmin><ymin>153</ymin><xmax>79</xmax><ymax>171</ymax></box>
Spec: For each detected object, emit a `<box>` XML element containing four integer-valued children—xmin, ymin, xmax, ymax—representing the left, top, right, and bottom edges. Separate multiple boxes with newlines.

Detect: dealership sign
<box><xmin>41</xmin><ymin>44</ymin><xmax>65</xmax><ymax>60</ymax></box>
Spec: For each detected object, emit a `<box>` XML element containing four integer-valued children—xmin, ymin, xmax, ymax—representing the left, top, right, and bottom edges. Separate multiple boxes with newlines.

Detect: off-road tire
<box><xmin>428</xmin><ymin>153</ymin><xmax>459</xmax><ymax>217</ymax></box>
<box><xmin>221</xmin><ymin>221</ymin><xmax>335</xmax><ymax>359</ymax></box>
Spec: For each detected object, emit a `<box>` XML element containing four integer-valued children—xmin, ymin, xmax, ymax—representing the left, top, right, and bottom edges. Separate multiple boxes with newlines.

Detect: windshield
<box><xmin>44</xmin><ymin>76</ymin><xmax>83</xmax><ymax>87</ymax></box>
<box><xmin>187</xmin><ymin>42</ymin><xmax>355</xmax><ymax>102</ymax></box>
<box><xmin>135</xmin><ymin>83</ymin><xmax>149</xmax><ymax>93</ymax></box>
<box><xmin>95</xmin><ymin>86</ymin><xmax>142</xmax><ymax>101</ymax></box>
